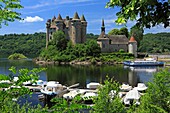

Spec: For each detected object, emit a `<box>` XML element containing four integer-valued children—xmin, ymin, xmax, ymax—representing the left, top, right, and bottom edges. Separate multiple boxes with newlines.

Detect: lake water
<box><xmin>0</xmin><ymin>58</ymin><xmax>163</xmax><ymax>107</ymax></box>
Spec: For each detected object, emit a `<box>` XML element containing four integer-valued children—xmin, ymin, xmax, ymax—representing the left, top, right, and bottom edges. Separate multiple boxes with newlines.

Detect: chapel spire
<box><xmin>101</xmin><ymin>19</ymin><xmax>105</xmax><ymax>33</ymax></box>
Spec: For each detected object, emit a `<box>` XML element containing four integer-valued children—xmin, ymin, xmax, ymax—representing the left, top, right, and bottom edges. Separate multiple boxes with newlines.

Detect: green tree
<box><xmin>106</xmin><ymin>0</ymin><xmax>170</xmax><ymax>28</ymax></box>
<box><xmin>0</xmin><ymin>0</ymin><xmax>23</xmax><ymax>27</ymax></box>
<box><xmin>51</xmin><ymin>96</ymin><xmax>89</xmax><ymax>113</ymax></box>
<box><xmin>108</xmin><ymin>28</ymin><xmax>120</xmax><ymax>35</ymax></box>
<box><xmin>134</xmin><ymin>68</ymin><xmax>170</xmax><ymax>113</ymax></box>
<box><xmin>120</xmin><ymin>27</ymin><xmax>129</xmax><ymax>38</ymax></box>
<box><xmin>130</xmin><ymin>26</ymin><xmax>144</xmax><ymax>46</ymax></box>
<box><xmin>92</xmin><ymin>77</ymin><xmax>126</xmax><ymax>113</ymax></box>
<box><xmin>52</xmin><ymin>31</ymin><xmax>68</xmax><ymax>51</ymax></box>
<box><xmin>85</xmin><ymin>40</ymin><xmax>101</xmax><ymax>57</ymax></box>
<box><xmin>0</xmin><ymin>67</ymin><xmax>47</xmax><ymax>113</ymax></box>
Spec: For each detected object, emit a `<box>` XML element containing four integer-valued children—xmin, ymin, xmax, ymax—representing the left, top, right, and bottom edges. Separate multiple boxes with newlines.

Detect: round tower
<box><xmin>55</xmin><ymin>14</ymin><xmax>64</xmax><ymax>31</ymax></box>
<box><xmin>80</xmin><ymin>15</ymin><xmax>87</xmax><ymax>43</ymax></box>
<box><xmin>46</xmin><ymin>19</ymin><xmax>51</xmax><ymax>49</ymax></box>
<box><xmin>71</xmin><ymin>12</ymin><xmax>81</xmax><ymax>44</ymax></box>
<box><xmin>128</xmin><ymin>36</ymin><xmax>137</xmax><ymax>57</ymax></box>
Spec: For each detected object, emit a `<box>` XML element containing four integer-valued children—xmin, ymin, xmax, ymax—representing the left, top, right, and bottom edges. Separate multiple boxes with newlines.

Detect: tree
<box><xmin>0</xmin><ymin>0</ymin><xmax>23</xmax><ymax>27</ymax></box>
<box><xmin>92</xmin><ymin>77</ymin><xmax>126</xmax><ymax>113</ymax></box>
<box><xmin>130</xmin><ymin>26</ymin><xmax>144</xmax><ymax>46</ymax></box>
<box><xmin>106</xmin><ymin>0</ymin><xmax>170</xmax><ymax>28</ymax></box>
<box><xmin>108</xmin><ymin>28</ymin><xmax>120</xmax><ymax>35</ymax></box>
<box><xmin>134</xmin><ymin>68</ymin><xmax>170</xmax><ymax>113</ymax></box>
<box><xmin>108</xmin><ymin>27</ymin><xmax>129</xmax><ymax>38</ymax></box>
<box><xmin>52</xmin><ymin>31</ymin><xmax>68</xmax><ymax>51</ymax></box>
<box><xmin>85</xmin><ymin>40</ymin><xmax>101</xmax><ymax>57</ymax></box>
<box><xmin>0</xmin><ymin>67</ymin><xmax>48</xmax><ymax>113</ymax></box>
<box><xmin>120</xmin><ymin>27</ymin><xmax>129</xmax><ymax>38</ymax></box>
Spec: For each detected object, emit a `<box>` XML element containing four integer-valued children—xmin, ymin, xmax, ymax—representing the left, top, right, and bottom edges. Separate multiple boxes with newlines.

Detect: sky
<box><xmin>0</xmin><ymin>0</ymin><xmax>169</xmax><ymax>35</ymax></box>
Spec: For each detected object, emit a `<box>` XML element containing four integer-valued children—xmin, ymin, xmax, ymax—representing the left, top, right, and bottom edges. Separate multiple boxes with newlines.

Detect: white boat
<box><xmin>41</xmin><ymin>81</ymin><xmax>67</xmax><ymax>96</ymax></box>
<box><xmin>120</xmin><ymin>83</ymin><xmax>132</xmax><ymax>91</ymax></box>
<box><xmin>123</xmin><ymin>89</ymin><xmax>141</xmax><ymax>105</ymax></box>
<box><xmin>23</xmin><ymin>79</ymin><xmax>44</xmax><ymax>86</ymax></box>
<box><xmin>133</xmin><ymin>83</ymin><xmax>148</xmax><ymax>92</ymax></box>
<box><xmin>63</xmin><ymin>89</ymin><xmax>86</xmax><ymax>100</ymax></box>
<box><xmin>123</xmin><ymin>58</ymin><xmax>164</xmax><ymax>66</ymax></box>
<box><xmin>87</xmin><ymin>82</ymin><xmax>101</xmax><ymax>89</ymax></box>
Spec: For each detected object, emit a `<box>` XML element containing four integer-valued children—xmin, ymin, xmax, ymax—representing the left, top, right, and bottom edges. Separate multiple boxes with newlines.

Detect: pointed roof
<box><xmin>129</xmin><ymin>36</ymin><xmax>137</xmax><ymax>42</ymax></box>
<box><xmin>73</xmin><ymin>12</ymin><xmax>80</xmax><ymax>20</ymax></box>
<box><xmin>52</xmin><ymin>16</ymin><xmax>56</xmax><ymax>21</ymax></box>
<box><xmin>80</xmin><ymin>15</ymin><xmax>86</xmax><ymax>21</ymax></box>
<box><xmin>102</xmin><ymin>19</ymin><xmax>105</xmax><ymax>27</ymax></box>
<box><xmin>57</xmin><ymin>14</ymin><xmax>63</xmax><ymax>20</ymax></box>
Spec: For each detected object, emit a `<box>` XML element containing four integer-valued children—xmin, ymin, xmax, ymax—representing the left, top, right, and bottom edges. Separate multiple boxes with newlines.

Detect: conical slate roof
<box><xmin>52</xmin><ymin>16</ymin><xmax>56</xmax><ymax>21</ymax></box>
<box><xmin>73</xmin><ymin>12</ymin><xmax>80</xmax><ymax>20</ymax></box>
<box><xmin>57</xmin><ymin>14</ymin><xmax>62</xmax><ymax>20</ymax></box>
<box><xmin>80</xmin><ymin>15</ymin><xmax>86</xmax><ymax>21</ymax></box>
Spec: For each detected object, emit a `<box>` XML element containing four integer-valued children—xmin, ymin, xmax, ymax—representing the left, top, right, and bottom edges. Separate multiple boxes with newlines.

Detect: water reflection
<box><xmin>45</xmin><ymin>65</ymin><xmax>130</xmax><ymax>88</ymax></box>
<box><xmin>124</xmin><ymin>66</ymin><xmax>162</xmax><ymax>86</ymax></box>
<box><xmin>0</xmin><ymin>58</ymin><xmax>164</xmax><ymax>107</ymax></box>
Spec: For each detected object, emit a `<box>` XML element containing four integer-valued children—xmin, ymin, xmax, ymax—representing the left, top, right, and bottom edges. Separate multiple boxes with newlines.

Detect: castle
<box><xmin>46</xmin><ymin>12</ymin><xmax>87</xmax><ymax>48</ymax></box>
<box><xmin>97</xmin><ymin>19</ymin><xmax>138</xmax><ymax>57</ymax></box>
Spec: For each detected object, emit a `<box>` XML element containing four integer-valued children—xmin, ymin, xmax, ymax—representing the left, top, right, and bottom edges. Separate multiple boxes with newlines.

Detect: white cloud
<box><xmin>20</xmin><ymin>16</ymin><xmax>44</xmax><ymax>23</ymax></box>
<box><xmin>144</xmin><ymin>25</ymin><xmax>170</xmax><ymax>34</ymax></box>
<box><xmin>26</xmin><ymin>2</ymin><xmax>50</xmax><ymax>9</ymax></box>
<box><xmin>38</xmin><ymin>28</ymin><xmax>46</xmax><ymax>32</ymax></box>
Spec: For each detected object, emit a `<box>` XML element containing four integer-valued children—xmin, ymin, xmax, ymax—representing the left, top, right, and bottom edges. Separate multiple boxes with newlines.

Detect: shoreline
<box><xmin>34</xmin><ymin>59</ymin><xmax>123</xmax><ymax>66</ymax></box>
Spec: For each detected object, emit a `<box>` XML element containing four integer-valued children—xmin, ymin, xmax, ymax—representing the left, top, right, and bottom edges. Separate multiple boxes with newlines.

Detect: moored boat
<box><xmin>40</xmin><ymin>81</ymin><xmax>67</xmax><ymax>96</ymax></box>
<box><xmin>123</xmin><ymin>58</ymin><xmax>164</xmax><ymax>66</ymax></box>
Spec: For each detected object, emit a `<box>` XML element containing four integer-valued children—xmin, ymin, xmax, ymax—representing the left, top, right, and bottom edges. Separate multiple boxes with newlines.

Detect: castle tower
<box><xmin>46</xmin><ymin>19</ymin><xmax>51</xmax><ymax>49</ymax></box>
<box><xmin>80</xmin><ymin>15</ymin><xmax>87</xmax><ymax>43</ymax></box>
<box><xmin>71</xmin><ymin>12</ymin><xmax>82</xmax><ymax>44</ymax></box>
<box><xmin>55</xmin><ymin>14</ymin><xmax>64</xmax><ymax>31</ymax></box>
<box><xmin>128</xmin><ymin>36</ymin><xmax>137</xmax><ymax>57</ymax></box>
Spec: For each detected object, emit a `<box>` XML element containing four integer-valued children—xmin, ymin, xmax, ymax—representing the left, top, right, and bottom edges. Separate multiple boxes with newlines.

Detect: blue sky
<box><xmin>0</xmin><ymin>0</ymin><xmax>169</xmax><ymax>35</ymax></box>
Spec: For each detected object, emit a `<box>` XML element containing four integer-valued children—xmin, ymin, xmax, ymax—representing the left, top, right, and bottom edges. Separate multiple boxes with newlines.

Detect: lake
<box><xmin>0</xmin><ymin>58</ymin><xmax>163</xmax><ymax>107</ymax></box>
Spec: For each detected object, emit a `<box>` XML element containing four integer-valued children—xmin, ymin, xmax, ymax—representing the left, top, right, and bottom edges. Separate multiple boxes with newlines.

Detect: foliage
<box><xmin>0</xmin><ymin>0</ymin><xmax>23</xmax><ymax>27</ymax></box>
<box><xmin>106</xmin><ymin>0</ymin><xmax>170</xmax><ymax>28</ymax></box>
<box><xmin>52</xmin><ymin>31</ymin><xmax>68</xmax><ymax>51</ymax></box>
<box><xmin>108</xmin><ymin>28</ymin><xmax>121</xmax><ymax>35</ymax></box>
<box><xmin>130</xmin><ymin>26</ymin><xmax>144</xmax><ymax>46</ymax></box>
<box><xmin>86</xmin><ymin>33</ymin><xmax>99</xmax><ymax>40</ymax></box>
<box><xmin>108</xmin><ymin>27</ymin><xmax>129</xmax><ymax>38</ymax></box>
<box><xmin>0</xmin><ymin>97</ymin><xmax>48</xmax><ymax>113</ymax></box>
<box><xmin>8</xmin><ymin>53</ymin><xmax>27</xmax><ymax>60</ymax></box>
<box><xmin>0</xmin><ymin>67</ymin><xmax>47</xmax><ymax>112</ymax></box>
<box><xmin>92</xmin><ymin>76</ymin><xmax>126</xmax><ymax>113</ymax></box>
<box><xmin>138</xmin><ymin>32</ymin><xmax>170</xmax><ymax>53</ymax></box>
<box><xmin>51</xmin><ymin>96</ymin><xmax>90</xmax><ymax>113</ymax></box>
<box><xmin>100</xmin><ymin>52</ymin><xmax>134</xmax><ymax>62</ymax></box>
<box><xmin>40</xmin><ymin>39</ymin><xmax>101</xmax><ymax>62</ymax></box>
<box><xmin>0</xmin><ymin>32</ymin><xmax>46</xmax><ymax>57</ymax></box>
<box><xmin>120</xmin><ymin>27</ymin><xmax>129</xmax><ymax>38</ymax></box>
<box><xmin>85</xmin><ymin>39</ymin><xmax>101</xmax><ymax>57</ymax></box>
<box><xmin>134</xmin><ymin>68</ymin><xmax>170</xmax><ymax>113</ymax></box>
